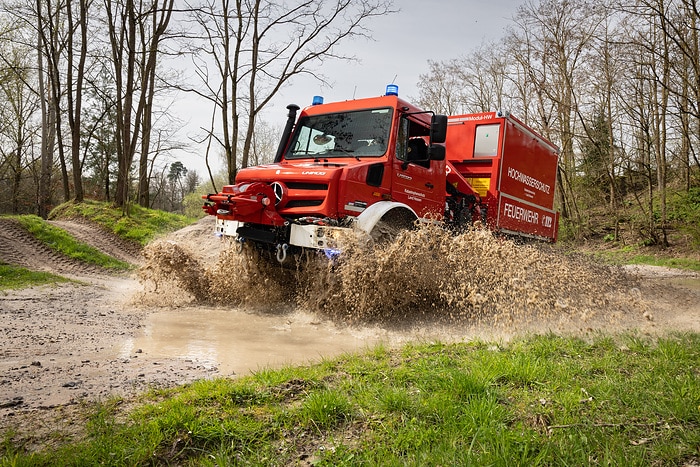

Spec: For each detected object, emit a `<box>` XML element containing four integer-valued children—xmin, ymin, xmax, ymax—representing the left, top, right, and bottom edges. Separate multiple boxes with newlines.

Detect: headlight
<box><xmin>234</xmin><ymin>183</ymin><xmax>250</xmax><ymax>194</ymax></box>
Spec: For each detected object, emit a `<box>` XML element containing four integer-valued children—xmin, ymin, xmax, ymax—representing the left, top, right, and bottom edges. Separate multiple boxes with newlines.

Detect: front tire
<box><xmin>369</xmin><ymin>209</ymin><xmax>417</xmax><ymax>244</ymax></box>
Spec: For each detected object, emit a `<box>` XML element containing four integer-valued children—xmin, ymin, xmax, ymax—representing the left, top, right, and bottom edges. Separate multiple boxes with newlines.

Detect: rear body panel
<box><xmin>445</xmin><ymin>112</ymin><xmax>559</xmax><ymax>241</ymax></box>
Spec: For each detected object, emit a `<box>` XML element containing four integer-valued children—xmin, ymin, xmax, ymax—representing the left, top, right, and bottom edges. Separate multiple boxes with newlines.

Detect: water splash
<box><xmin>138</xmin><ymin>223</ymin><xmax>642</xmax><ymax>325</ymax></box>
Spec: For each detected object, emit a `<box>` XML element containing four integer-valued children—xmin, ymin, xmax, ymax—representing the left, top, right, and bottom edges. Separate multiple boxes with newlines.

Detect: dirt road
<box><xmin>1</xmin><ymin>217</ymin><xmax>699</xmax><ymax>443</ymax></box>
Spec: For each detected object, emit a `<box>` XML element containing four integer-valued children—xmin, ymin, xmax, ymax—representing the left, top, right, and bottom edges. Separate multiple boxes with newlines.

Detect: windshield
<box><xmin>286</xmin><ymin>108</ymin><xmax>392</xmax><ymax>159</ymax></box>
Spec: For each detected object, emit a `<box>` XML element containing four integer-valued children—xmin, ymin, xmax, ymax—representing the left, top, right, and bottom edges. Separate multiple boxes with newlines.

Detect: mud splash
<box><xmin>313</xmin><ymin>225</ymin><xmax>645</xmax><ymax>326</ymax></box>
<box><xmin>139</xmin><ymin>240</ymin><xmax>298</xmax><ymax>309</ymax></box>
<box><xmin>139</xmin><ymin>223</ymin><xmax>644</xmax><ymax>326</ymax></box>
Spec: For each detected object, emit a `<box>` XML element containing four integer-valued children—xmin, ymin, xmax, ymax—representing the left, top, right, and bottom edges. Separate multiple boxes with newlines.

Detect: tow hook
<box><xmin>276</xmin><ymin>243</ymin><xmax>289</xmax><ymax>263</ymax></box>
<box><xmin>235</xmin><ymin>237</ymin><xmax>245</xmax><ymax>253</ymax></box>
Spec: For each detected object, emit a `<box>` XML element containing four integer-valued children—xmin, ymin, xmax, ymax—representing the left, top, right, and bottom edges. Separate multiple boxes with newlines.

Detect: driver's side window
<box><xmin>396</xmin><ymin>117</ymin><xmax>430</xmax><ymax>168</ymax></box>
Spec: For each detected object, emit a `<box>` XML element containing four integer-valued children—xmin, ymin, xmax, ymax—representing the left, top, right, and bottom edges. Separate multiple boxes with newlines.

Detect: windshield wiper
<box><xmin>331</xmin><ymin>147</ymin><xmax>360</xmax><ymax>161</ymax></box>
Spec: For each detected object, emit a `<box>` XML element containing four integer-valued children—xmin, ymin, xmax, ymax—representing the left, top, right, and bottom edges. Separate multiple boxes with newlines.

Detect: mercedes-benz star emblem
<box><xmin>271</xmin><ymin>181</ymin><xmax>285</xmax><ymax>205</ymax></box>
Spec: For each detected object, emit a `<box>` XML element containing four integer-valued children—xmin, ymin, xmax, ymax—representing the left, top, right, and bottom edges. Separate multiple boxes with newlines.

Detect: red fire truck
<box><xmin>203</xmin><ymin>86</ymin><xmax>559</xmax><ymax>263</ymax></box>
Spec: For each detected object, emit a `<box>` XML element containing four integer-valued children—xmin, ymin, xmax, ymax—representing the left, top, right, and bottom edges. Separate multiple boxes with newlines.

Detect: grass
<box><xmin>591</xmin><ymin>245</ymin><xmax>700</xmax><ymax>271</ymax></box>
<box><xmin>3</xmin><ymin>334</ymin><xmax>699</xmax><ymax>465</ymax></box>
<box><xmin>625</xmin><ymin>254</ymin><xmax>700</xmax><ymax>271</ymax></box>
<box><xmin>0</xmin><ymin>200</ymin><xmax>198</xmax><ymax>287</ymax></box>
<box><xmin>10</xmin><ymin>215</ymin><xmax>131</xmax><ymax>271</ymax></box>
<box><xmin>49</xmin><ymin>199</ymin><xmax>196</xmax><ymax>246</ymax></box>
<box><xmin>0</xmin><ymin>263</ymin><xmax>71</xmax><ymax>290</ymax></box>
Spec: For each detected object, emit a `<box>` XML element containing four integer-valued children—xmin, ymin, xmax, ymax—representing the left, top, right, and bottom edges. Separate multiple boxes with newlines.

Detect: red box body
<box><xmin>445</xmin><ymin>112</ymin><xmax>560</xmax><ymax>241</ymax></box>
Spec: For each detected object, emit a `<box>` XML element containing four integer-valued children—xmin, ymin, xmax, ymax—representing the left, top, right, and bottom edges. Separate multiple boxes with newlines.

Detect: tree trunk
<box><xmin>137</xmin><ymin>43</ymin><xmax>154</xmax><ymax>207</ymax></box>
<box><xmin>112</xmin><ymin>0</ymin><xmax>137</xmax><ymax>209</ymax></box>
<box><xmin>137</xmin><ymin>1</ymin><xmax>174</xmax><ymax>207</ymax></box>
<box><xmin>67</xmin><ymin>0</ymin><xmax>89</xmax><ymax>203</ymax></box>
<box><xmin>37</xmin><ymin>0</ymin><xmax>55</xmax><ymax>219</ymax></box>
<box><xmin>12</xmin><ymin>140</ymin><xmax>22</xmax><ymax>214</ymax></box>
<box><xmin>41</xmin><ymin>0</ymin><xmax>71</xmax><ymax>202</ymax></box>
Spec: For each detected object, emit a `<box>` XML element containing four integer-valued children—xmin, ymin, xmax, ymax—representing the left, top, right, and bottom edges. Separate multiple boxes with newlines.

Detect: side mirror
<box><xmin>429</xmin><ymin>144</ymin><xmax>445</xmax><ymax>161</ymax></box>
<box><xmin>430</xmin><ymin>114</ymin><xmax>448</xmax><ymax>144</ymax></box>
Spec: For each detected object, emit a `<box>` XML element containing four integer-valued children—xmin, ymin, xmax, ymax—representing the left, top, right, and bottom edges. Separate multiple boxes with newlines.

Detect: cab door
<box><xmin>390</xmin><ymin>116</ymin><xmax>445</xmax><ymax>218</ymax></box>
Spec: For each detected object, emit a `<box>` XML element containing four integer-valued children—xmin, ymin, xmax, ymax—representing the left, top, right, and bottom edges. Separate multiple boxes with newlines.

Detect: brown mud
<box><xmin>140</xmin><ymin>221</ymin><xmax>644</xmax><ymax>327</ymax></box>
<box><xmin>1</xmin><ymin>216</ymin><xmax>699</xmax><ymax>449</ymax></box>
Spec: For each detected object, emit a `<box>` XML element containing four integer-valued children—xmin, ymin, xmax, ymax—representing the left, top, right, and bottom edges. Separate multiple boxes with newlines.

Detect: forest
<box><xmin>0</xmin><ymin>0</ymin><xmax>698</xmax><ymax>248</ymax></box>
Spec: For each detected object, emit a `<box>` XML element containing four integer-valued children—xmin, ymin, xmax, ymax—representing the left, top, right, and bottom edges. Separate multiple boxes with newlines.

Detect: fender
<box><xmin>354</xmin><ymin>201</ymin><xmax>418</xmax><ymax>235</ymax></box>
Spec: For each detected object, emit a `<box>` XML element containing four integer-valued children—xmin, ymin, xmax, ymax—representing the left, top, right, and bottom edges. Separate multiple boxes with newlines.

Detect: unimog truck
<box><xmin>203</xmin><ymin>85</ymin><xmax>560</xmax><ymax>263</ymax></box>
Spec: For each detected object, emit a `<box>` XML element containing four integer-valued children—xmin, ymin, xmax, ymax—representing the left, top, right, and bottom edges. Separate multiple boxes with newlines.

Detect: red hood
<box><xmin>235</xmin><ymin>160</ymin><xmax>347</xmax><ymax>185</ymax></box>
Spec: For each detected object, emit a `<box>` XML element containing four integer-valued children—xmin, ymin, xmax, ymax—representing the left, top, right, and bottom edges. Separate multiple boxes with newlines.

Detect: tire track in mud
<box><xmin>0</xmin><ymin>218</ymin><xmax>126</xmax><ymax>278</ymax></box>
<box><xmin>49</xmin><ymin>219</ymin><xmax>142</xmax><ymax>265</ymax></box>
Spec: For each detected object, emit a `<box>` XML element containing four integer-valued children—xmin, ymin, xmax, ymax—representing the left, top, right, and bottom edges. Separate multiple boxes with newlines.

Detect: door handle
<box><xmin>425</xmin><ymin>182</ymin><xmax>434</xmax><ymax>189</ymax></box>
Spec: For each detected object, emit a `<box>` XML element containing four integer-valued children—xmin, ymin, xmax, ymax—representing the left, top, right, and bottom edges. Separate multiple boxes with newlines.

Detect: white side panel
<box><xmin>289</xmin><ymin>224</ymin><xmax>317</xmax><ymax>248</ymax></box>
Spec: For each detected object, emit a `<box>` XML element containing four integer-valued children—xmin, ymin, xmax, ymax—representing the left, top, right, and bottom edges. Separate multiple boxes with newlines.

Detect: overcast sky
<box><xmin>273</xmin><ymin>0</ymin><xmax>521</xmax><ymax>109</ymax></box>
<box><xmin>180</xmin><ymin>0</ymin><xmax>522</xmax><ymax>176</ymax></box>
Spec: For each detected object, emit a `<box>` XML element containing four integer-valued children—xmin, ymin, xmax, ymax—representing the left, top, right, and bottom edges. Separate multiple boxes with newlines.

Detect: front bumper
<box><xmin>215</xmin><ymin>218</ymin><xmax>350</xmax><ymax>250</ymax></box>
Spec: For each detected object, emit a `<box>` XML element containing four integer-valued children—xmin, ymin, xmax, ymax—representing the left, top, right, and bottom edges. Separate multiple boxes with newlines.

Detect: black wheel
<box><xmin>369</xmin><ymin>209</ymin><xmax>417</xmax><ymax>244</ymax></box>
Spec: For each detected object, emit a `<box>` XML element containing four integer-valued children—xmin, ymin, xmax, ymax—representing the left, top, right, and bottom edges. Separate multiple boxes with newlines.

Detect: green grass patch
<box><xmin>626</xmin><ymin>254</ymin><xmax>700</xmax><ymax>271</ymax></box>
<box><xmin>4</xmin><ymin>334</ymin><xmax>700</xmax><ymax>465</ymax></box>
<box><xmin>0</xmin><ymin>263</ymin><xmax>70</xmax><ymax>290</ymax></box>
<box><xmin>669</xmin><ymin>187</ymin><xmax>700</xmax><ymax>247</ymax></box>
<box><xmin>10</xmin><ymin>215</ymin><xmax>130</xmax><ymax>271</ymax></box>
<box><xmin>594</xmin><ymin>247</ymin><xmax>700</xmax><ymax>271</ymax></box>
<box><xmin>49</xmin><ymin>199</ymin><xmax>196</xmax><ymax>246</ymax></box>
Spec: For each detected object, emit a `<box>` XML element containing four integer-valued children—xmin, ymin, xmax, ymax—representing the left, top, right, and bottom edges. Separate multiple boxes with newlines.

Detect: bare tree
<box><xmin>415</xmin><ymin>59</ymin><xmax>469</xmax><ymax>115</ymax></box>
<box><xmin>35</xmin><ymin>0</ymin><xmax>72</xmax><ymax>203</ymax></box>
<box><xmin>105</xmin><ymin>0</ymin><xmax>175</xmax><ymax>209</ymax></box>
<box><xmin>66</xmin><ymin>0</ymin><xmax>91</xmax><ymax>202</ymax></box>
<box><xmin>509</xmin><ymin>0</ymin><xmax>607</xmax><ymax>238</ymax></box>
<box><xmin>80</xmin><ymin>64</ymin><xmax>119</xmax><ymax>201</ymax></box>
<box><xmin>618</xmin><ymin>0</ymin><xmax>687</xmax><ymax>246</ymax></box>
<box><xmin>458</xmin><ymin>43</ymin><xmax>511</xmax><ymax>113</ymax></box>
<box><xmin>0</xmin><ymin>34</ymin><xmax>40</xmax><ymax>214</ymax></box>
<box><xmin>415</xmin><ymin>43</ymin><xmax>513</xmax><ymax>116</ymax></box>
<box><xmin>35</xmin><ymin>1</ymin><xmax>56</xmax><ymax>218</ymax></box>
<box><xmin>577</xmin><ymin>7</ymin><xmax>627</xmax><ymax>215</ymax></box>
<box><xmin>136</xmin><ymin>0</ymin><xmax>175</xmax><ymax>208</ymax></box>
<box><xmin>0</xmin><ymin>0</ymin><xmax>60</xmax><ymax>217</ymax></box>
<box><xmin>654</xmin><ymin>1</ymin><xmax>699</xmax><ymax>183</ymax></box>
<box><xmin>245</xmin><ymin>119</ymin><xmax>279</xmax><ymax>166</ymax></box>
<box><xmin>185</xmin><ymin>0</ymin><xmax>396</xmax><ymax>185</ymax></box>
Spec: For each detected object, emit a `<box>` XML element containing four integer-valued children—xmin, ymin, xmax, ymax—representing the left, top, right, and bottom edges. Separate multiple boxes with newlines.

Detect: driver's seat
<box><xmin>407</xmin><ymin>138</ymin><xmax>428</xmax><ymax>161</ymax></box>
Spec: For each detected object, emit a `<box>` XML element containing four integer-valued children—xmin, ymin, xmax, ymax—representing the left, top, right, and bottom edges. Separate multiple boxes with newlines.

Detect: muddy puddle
<box><xmin>121</xmin><ymin>307</ymin><xmax>385</xmax><ymax>376</ymax></box>
<box><xmin>119</xmin><ymin>305</ymin><xmax>557</xmax><ymax>379</ymax></box>
<box><xmin>134</xmin><ymin>222</ymin><xmax>657</xmax><ymax>376</ymax></box>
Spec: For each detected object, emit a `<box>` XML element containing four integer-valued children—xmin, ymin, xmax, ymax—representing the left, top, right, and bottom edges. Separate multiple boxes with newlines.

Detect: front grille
<box><xmin>286</xmin><ymin>182</ymin><xmax>328</xmax><ymax>190</ymax></box>
<box><xmin>279</xmin><ymin>180</ymin><xmax>328</xmax><ymax>212</ymax></box>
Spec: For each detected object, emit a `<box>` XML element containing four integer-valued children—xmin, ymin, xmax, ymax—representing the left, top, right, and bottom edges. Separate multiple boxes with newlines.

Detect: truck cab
<box><xmin>203</xmin><ymin>88</ymin><xmax>450</xmax><ymax>261</ymax></box>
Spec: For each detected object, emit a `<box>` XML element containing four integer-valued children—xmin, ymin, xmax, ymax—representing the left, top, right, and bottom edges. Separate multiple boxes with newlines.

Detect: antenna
<box><xmin>391</xmin><ymin>74</ymin><xmax>398</xmax><ymax>84</ymax></box>
<box><xmin>353</xmin><ymin>85</ymin><xmax>357</xmax><ymax>99</ymax></box>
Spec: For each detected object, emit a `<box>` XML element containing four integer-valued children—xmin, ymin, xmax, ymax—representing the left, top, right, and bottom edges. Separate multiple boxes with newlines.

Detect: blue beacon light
<box><xmin>385</xmin><ymin>84</ymin><xmax>399</xmax><ymax>96</ymax></box>
<box><xmin>312</xmin><ymin>95</ymin><xmax>324</xmax><ymax>105</ymax></box>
